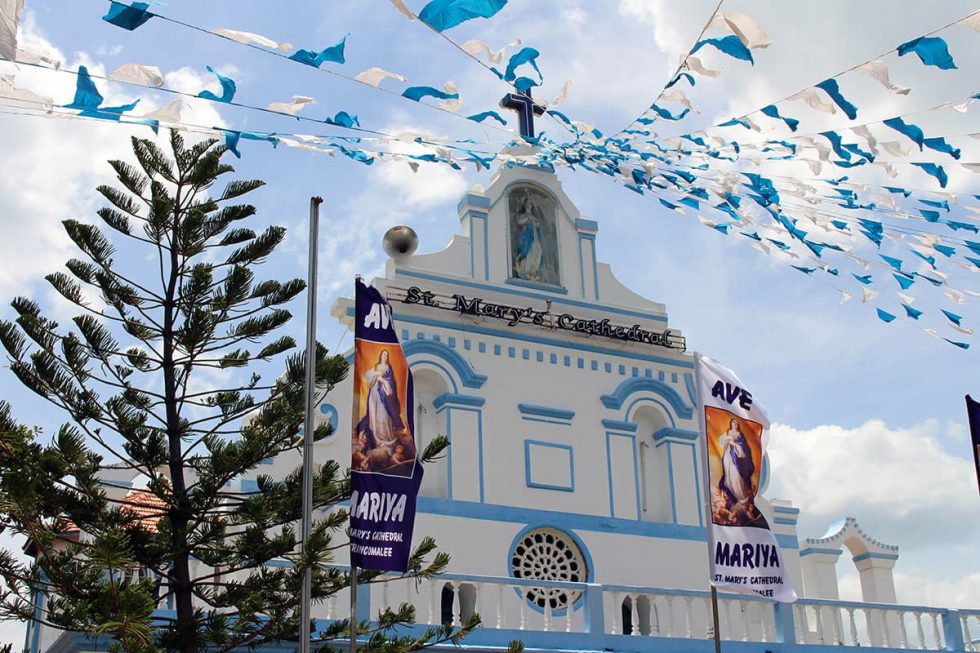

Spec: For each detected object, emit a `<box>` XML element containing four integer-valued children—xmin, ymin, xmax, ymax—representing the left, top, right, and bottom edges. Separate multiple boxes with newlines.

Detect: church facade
<box><xmin>29</xmin><ymin>163</ymin><xmax>979</xmax><ymax>653</ymax></box>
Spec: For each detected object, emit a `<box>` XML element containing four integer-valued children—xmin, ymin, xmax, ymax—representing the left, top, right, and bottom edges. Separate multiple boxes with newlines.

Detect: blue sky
<box><xmin>0</xmin><ymin>0</ymin><xmax>978</xmax><ymax>631</ymax></box>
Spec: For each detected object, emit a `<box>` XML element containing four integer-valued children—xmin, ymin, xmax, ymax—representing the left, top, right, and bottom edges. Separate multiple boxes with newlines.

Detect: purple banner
<box><xmin>350</xmin><ymin>278</ymin><xmax>422</xmax><ymax>572</ymax></box>
<box><xmin>967</xmin><ymin>395</ymin><xmax>980</xmax><ymax>496</ymax></box>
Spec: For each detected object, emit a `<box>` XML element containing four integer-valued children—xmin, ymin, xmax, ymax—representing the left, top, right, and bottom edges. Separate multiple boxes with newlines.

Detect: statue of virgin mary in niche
<box><xmin>509</xmin><ymin>187</ymin><xmax>559</xmax><ymax>285</ymax></box>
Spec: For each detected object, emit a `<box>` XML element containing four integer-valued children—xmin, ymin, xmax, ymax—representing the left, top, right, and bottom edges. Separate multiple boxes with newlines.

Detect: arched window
<box><xmin>413</xmin><ymin>368</ymin><xmax>450</xmax><ymax>498</ymax></box>
<box><xmin>634</xmin><ymin>405</ymin><xmax>672</xmax><ymax>522</ymax></box>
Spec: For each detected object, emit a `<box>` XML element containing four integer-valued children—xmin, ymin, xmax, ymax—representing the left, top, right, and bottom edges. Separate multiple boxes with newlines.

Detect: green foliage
<box><xmin>0</xmin><ymin>132</ymin><xmax>459</xmax><ymax>653</ymax></box>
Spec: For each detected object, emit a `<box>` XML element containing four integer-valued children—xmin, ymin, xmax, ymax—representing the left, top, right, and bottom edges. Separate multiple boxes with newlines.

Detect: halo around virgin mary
<box><xmin>508</xmin><ymin>185</ymin><xmax>560</xmax><ymax>286</ymax></box>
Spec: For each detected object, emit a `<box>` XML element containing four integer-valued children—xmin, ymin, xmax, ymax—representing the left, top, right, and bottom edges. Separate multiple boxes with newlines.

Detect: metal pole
<box><xmin>299</xmin><ymin>196</ymin><xmax>322</xmax><ymax>653</ymax></box>
<box><xmin>693</xmin><ymin>352</ymin><xmax>722</xmax><ymax>653</ymax></box>
<box><xmin>349</xmin><ymin>566</ymin><xmax>358</xmax><ymax>653</ymax></box>
<box><xmin>710</xmin><ymin>586</ymin><xmax>722</xmax><ymax>653</ymax></box>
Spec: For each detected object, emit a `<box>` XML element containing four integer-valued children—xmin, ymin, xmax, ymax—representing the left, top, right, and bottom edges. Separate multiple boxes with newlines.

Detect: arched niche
<box><xmin>412</xmin><ymin>367</ymin><xmax>451</xmax><ymax>499</ymax></box>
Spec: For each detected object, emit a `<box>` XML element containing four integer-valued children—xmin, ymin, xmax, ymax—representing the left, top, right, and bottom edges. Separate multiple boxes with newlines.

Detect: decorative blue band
<box><xmin>653</xmin><ymin>427</ymin><xmax>699</xmax><ymax>442</ymax></box>
<box><xmin>601</xmin><ymin>418</ymin><xmax>637</xmax><ymax>433</ymax></box>
<box><xmin>852</xmin><ymin>552</ymin><xmax>899</xmax><ymax>563</ymax></box>
<box><xmin>434</xmin><ymin>392</ymin><xmax>486</xmax><ymax>410</ymax></box>
<box><xmin>799</xmin><ymin>547</ymin><xmax>844</xmax><ymax>558</ymax></box>
<box><xmin>402</xmin><ymin>338</ymin><xmax>487</xmax><ymax>389</ymax></box>
<box><xmin>518</xmin><ymin>403</ymin><xmax>575</xmax><ymax>422</ymax></box>
<box><xmin>505</xmin><ymin>277</ymin><xmax>569</xmax><ymax>294</ymax></box>
<box><xmin>457</xmin><ymin>193</ymin><xmax>491</xmax><ymax>212</ymax></box>
<box><xmin>601</xmin><ymin>377</ymin><xmax>695</xmax><ymax>420</ymax></box>
<box><xmin>575</xmin><ymin>218</ymin><xmax>599</xmax><ymax>232</ymax></box>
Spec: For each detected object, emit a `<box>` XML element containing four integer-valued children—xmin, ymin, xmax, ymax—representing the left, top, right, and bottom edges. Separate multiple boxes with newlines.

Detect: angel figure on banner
<box><xmin>354</xmin><ymin>349</ymin><xmax>415</xmax><ymax>476</ymax></box>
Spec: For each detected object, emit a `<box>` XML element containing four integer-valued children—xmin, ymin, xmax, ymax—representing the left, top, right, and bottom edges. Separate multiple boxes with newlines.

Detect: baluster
<box><xmin>865</xmin><ymin>608</ymin><xmax>878</xmax><ymax>647</ymax></box>
<box><xmin>495</xmin><ymin>584</ymin><xmax>504</xmax><ymax>629</ymax></box>
<box><xmin>631</xmin><ymin>594</ymin><xmax>641</xmax><ymax>636</ymax></box>
<box><xmin>427</xmin><ymin>580</ymin><xmax>437</xmax><ymax>625</ymax></box>
<box><xmin>544</xmin><ymin>591</ymin><xmax>553</xmax><ymax>632</ymax></box>
<box><xmin>898</xmin><ymin>610</ymin><xmax>909</xmax><ymax>648</ymax></box>
<box><xmin>564</xmin><ymin>591</ymin><xmax>573</xmax><ymax>633</ymax></box>
<box><xmin>739</xmin><ymin>600</ymin><xmax>750</xmax><ymax>641</ymax></box>
<box><xmin>793</xmin><ymin>605</ymin><xmax>805</xmax><ymax>645</ymax></box>
<box><xmin>914</xmin><ymin>611</ymin><xmax>926</xmax><ymax>649</ymax></box>
<box><xmin>473</xmin><ymin>583</ymin><xmax>482</xmax><ymax>627</ymax></box>
<box><xmin>650</xmin><ymin>596</ymin><xmax>661</xmax><ymax>637</ymax></box>
<box><xmin>960</xmin><ymin>615</ymin><xmax>971</xmax><ymax>653</ymax></box>
<box><xmin>930</xmin><ymin>613</ymin><xmax>943</xmax><ymax>650</ymax></box>
<box><xmin>720</xmin><ymin>598</ymin><xmax>731</xmax><ymax>640</ymax></box>
<box><xmin>684</xmin><ymin>597</ymin><xmax>694</xmax><ymax>639</ymax></box>
<box><xmin>814</xmin><ymin>605</ymin><xmax>826</xmax><ymax>643</ymax></box>
<box><xmin>847</xmin><ymin>607</ymin><xmax>859</xmax><ymax>646</ymax></box>
<box><xmin>519</xmin><ymin>588</ymin><xmax>528</xmax><ymax>631</ymax></box>
<box><xmin>664</xmin><ymin>596</ymin><xmax>675</xmax><ymax>637</ymax></box>
<box><xmin>704</xmin><ymin>597</ymin><xmax>714</xmax><ymax>640</ymax></box>
<box><xmin>611</xmin><ymin>592</ymin><xmax>621</xmax><ymax>635</ymax></box>
<box><xmin>759</xmin><ymin>603</ymin><xmax>768</xmax><ymax>643</ymax></box>
<box><xmin>882</xmin><ymin>610</ymin><xmax>893</xmax><ymax>648</ymax></box>
<box><xmin>325</xmin><ymin>594</ymin><xmax>335</xmax><ymax>620</ymax></box>
<box><xmin>451</xmin><ymin>581</ymin><xmax>461</xmax><ymax>628</ymax></box>
<box><xmin>830</xmin><ymin>606</ymin><xmax>842</xmax><ymax>645</ymax></box>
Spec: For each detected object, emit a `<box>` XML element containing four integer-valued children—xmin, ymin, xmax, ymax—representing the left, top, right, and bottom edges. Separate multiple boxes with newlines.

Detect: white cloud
<box><xmin>768</xmin><ymin>419</ymin><xmax>979</xmax><ymax>548</ymax></box>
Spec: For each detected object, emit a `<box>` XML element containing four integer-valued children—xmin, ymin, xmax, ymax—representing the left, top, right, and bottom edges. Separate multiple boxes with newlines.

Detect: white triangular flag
<box><xmin>266</xmin><ymin>95</ymin><xmax>315</xmax><ymax>116</ymax></box>
<box><xmin>211</xmin><ymin>28</ymin><xmax>292</xmax><ymax>52</ymax></box>
<box><xmin>109</xmin><ymin>63</ymin><xmax>164</xmax><ymax>88</ymax></box>
<box><xmin>354</xmin><ymin>67</ymin><xmax>407</xmax><ymax>88</ymax></box>
<box><xmin>854</xmin><ymin>60</ymin><xmax>910</xmax><ymax>95</ymax></box>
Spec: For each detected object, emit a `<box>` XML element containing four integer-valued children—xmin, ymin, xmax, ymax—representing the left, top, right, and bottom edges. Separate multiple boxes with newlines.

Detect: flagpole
<box><xmin>693</xmin><ymin>352</ymin><xmax>722</xmax><ymax>653</ymax></box>
<box><xmin>349</xmin><ymin>566</ymin><xmax>358</xmax><ymax>653</ymax></box>
<box><xmin>299</xmin><ymin>196</ymin><xmax>322</xmax><ymax>653</ymax></box>
<box><xmin>350</xmin><ymin>273</ymin><xmax>362</xmax><ymax>653</ymax></box>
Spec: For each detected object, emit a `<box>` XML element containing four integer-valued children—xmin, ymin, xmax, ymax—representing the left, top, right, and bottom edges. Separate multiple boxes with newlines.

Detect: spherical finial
<box><xmin>382</xmin><ymin>225</ymin><xmax>418</xmax><ymax>259</ymax></box>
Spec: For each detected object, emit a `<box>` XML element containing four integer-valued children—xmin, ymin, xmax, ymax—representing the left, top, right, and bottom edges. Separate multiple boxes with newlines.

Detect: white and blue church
<box><xmin>31</xmin><ymin>159</ymin><xmax>978</xmax><ymax>653</ymax></box>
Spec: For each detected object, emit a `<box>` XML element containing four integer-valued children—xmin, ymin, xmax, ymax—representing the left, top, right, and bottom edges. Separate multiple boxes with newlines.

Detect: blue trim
<box><xmin>507</xmin><ymin>524</ymin><xmax>594</xmax><ymax>616</ymax></box>
<box><xmin>319</xmin><ymin>403</ymin><xmax>338</xmax><ymax>437</ymax></box>
<box><xmin>391</xmin><ymin>310</ymin><xmax>689</xmax><ymax>370</ymax></box>
<box><xmin>653</xmin><ymin>427</ymin><xmax>699</xmax><ymax>443</ymax></box>
<box><xmin>773</xmin><ymin>505</ymin><xmax>801</xmax><ymax>515</ymax></box>
<box><xmin>433</xmin><ymin>392</ymin><xmax>486</xmax><ymax>410</ymax></box>
<box><xmin>395</xmin><ymin>269</ymin><xmax>669</xmax><ymax>324</ymax></box>
<box><xmin>852</xmin><ymin>552</ymin><xmax>899</xmax><ymax>563</ymax></box>
<box><xmin>691</xmin><ymin>443</ymin><xmax>704</xmax><ymax>527</ymax></box>
<box><xmin>625</xmin><ymin>396</ymin><xmax>677</xmax><ymax>428</ymax></box>
<box><xmin>241</xmin><ymin>479</ymin><xmax>259</xmax><ymax>493</ymax></box>
<box><xmin>759</xmin><ymin>452</ymin><xmax>770</xmax><ymax>493</ymax></box>
<box><xmin>774</xmin><ymin>517</ymin><xmax>797</xmax><ymax>525</ymax></box>
<box><xmin>439</xmin><ymin>403</ymin><xmax>485</xmax><ymax>503</ymax></box>
<box><xmin>799</xmin><ymin>547</ymin><xmax>844</xmax><ymax>558</ymax></box>
<box><xmin>100</xmin><ymin>479</ymin><xmax>133</xmax><ymax>488</ymax></box>
<box><xmin>576</xmin><ymin>218</ymin><xmax>599</xmax><ymax>231</ymax></box>
<box><xmin>524</xmin><ymin>440</ymin><xmax>575</xmax><ymax>492</ymax></box>
<box><xmin>577</xmin><ymin>233</ymin><xmax>587</xmax><ymax>297</ymax></box>
<box><xmin>605</xmin><ymin>431</ymin><xmax>640</xmax><ymax>519</ymax></box>
<box><xmin>601</xmin><ymin>418</ymin><xmax>637</xmax><ymax>432</ymax></box>
<box><xmin>402</xmin><ymin>339</ymin><xmax>487</xmax><ymax>389</ymax></box>
<box><xmin>413</xmin><ymin>499</ymin><xmax>801</xmax><ymax>549</ymax></box>
<box><xmin>410</xmin><ymin>358</ymin><xmax>461</xmax><ymax>393</ymax></box>
<box><xmin>601</xmin><ymin>377</ymin><xmax>695</xmax><ymax>419</ymax></box>
<box><xmin>684</xmin><ymin>373</ymin><xmax>697</xmax><ymax>405</ymax></box>
<box><xmin>518</xmin><ymin>403</ymin><xmax>575</xmax><ymax>422</ymax></box>
<box><xmin>29</xmin><ymin>570</ymin><xmax>47</xmax><ymax>653</ymax></box>
<box><xmin>505</xmin><ymin>277</ymin><xmax>569</xmax><ymax>294</ymax></box>
<box><xmin>458</xmin><ymin>192</ymin><xmax>491</xmax><ymax>211</ymax></box>
<box><xmin>666</xmin><ymin>444</ymin><xmax>678</xmax><ymax>523</ymax></box>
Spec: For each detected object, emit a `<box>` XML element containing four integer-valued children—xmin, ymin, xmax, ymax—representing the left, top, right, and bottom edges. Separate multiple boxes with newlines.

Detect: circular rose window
<box><xmin>510</xmin><ymin>528</ymin><xmax>587</xmax><ymax>610</ymax></box>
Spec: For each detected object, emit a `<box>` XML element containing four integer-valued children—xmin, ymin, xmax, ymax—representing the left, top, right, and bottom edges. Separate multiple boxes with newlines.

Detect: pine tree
<box><xmin>0</xmin><ymin>132</ymin><xmax>474</xmax><ymax>653</ymax></box>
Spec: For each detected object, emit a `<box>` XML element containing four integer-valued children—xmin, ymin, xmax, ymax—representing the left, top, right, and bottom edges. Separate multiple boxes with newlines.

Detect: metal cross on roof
<box><xmin>500</xmin><ymin>88</ymin><xmax>545</xmax><ymax>139</ymax></box>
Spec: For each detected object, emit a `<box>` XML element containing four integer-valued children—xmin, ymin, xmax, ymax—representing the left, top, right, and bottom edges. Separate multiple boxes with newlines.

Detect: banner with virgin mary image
<box><xmin>350</xmin><ymin>278</ymin><xmax>422</xmax><ymax>572</ymax></box>
<box><xmin>694</xmin><ymin>353</ymin><xmax>796</xmax><ymax>602</ymax></box>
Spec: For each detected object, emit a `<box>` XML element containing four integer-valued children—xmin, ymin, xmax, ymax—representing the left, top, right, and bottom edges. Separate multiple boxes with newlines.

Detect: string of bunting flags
<box><xmin>0</xmin><ymin>0</ymin><xmax>977</xmax><ymax>349</ymax></box>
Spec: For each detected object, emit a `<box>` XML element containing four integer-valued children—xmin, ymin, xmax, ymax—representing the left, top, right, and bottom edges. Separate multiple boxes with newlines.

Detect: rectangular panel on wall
<box><xmin>524</xmin><ymin>440</ymin><xmax>574</xmax><ymax>492</ymax></box>
<box><xmin>606</xmin><ymin>433</ymin><xmax>639</xmax><ymax>519</ymax></box>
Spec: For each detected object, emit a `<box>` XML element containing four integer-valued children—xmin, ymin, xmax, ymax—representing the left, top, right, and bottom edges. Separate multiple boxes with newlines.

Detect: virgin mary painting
<box><xmin>354</xmin><ymin>349</ymin><xmax>415</xmax><ymax>476</ymax></box>
<box><xmin>509</xmin><ymin>186</ymin><xmax>559</xmax><ymax>286</ymax></box>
